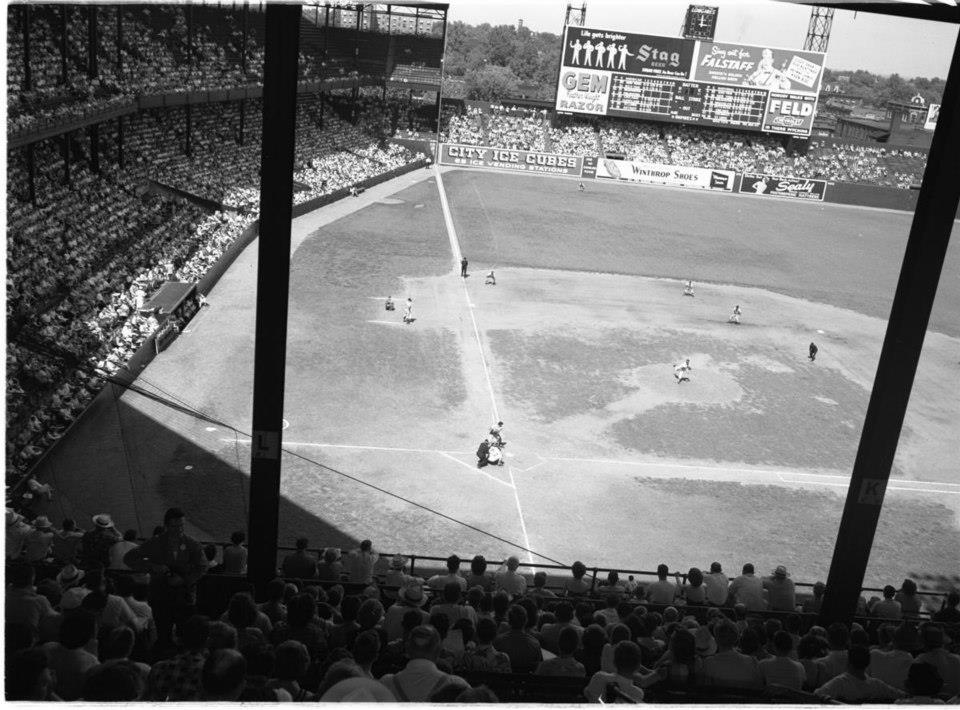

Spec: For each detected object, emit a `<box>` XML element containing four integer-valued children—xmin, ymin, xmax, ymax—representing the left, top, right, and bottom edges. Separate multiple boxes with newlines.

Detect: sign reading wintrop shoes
<box><xmin>738</xmin><ymin>172</ymin><xmax>827</xmax><ymax>201</ymax></box>
<box><xmin>596</xmin><ymin>157</ymin><xmax>735</xmax><ymax>191</ymax></box>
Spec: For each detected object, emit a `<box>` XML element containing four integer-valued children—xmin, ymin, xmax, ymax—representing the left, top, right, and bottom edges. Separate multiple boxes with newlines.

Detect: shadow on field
<box><xmin>26</xmin><ymin>384</ymin><xmax>361</xmax><ymax>551</ymax></box>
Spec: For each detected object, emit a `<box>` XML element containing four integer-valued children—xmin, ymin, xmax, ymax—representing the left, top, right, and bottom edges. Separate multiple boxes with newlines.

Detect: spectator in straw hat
<box><xmin>80</xmin><ymin>513</ymin><xmax>121</xmax><ymax>568</ymax></box>
<box><xmin>384</xmin><ymin>555</ymin><xmax>422</xmax><ymax>600</ymax></box>
<box><xmin>764</xmin><ymin>565</ymin><xmax>797</xmax><ymax>612</ymax></box>
<box><xmin>23</xmin><ymin>516</ymin><xmax>55</xmax><ymax>562</ymax></box>
<box><xmin>384</xmin><ymin>582</ymin><xmax>430</xmax><ymax>641</ymax></box>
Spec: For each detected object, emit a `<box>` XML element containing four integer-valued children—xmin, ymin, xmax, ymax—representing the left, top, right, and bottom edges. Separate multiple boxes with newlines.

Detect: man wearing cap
<box><xmin>124</xmin><ymin>507</ymin><xmax>206</xmax><ymax>649</ymax></box>
<box><xmin>81</xmin><ymin>513</ymin><xmax>122</xmax><ymax>568</ymax></box>
<box><xmin>22</xmin><ymin>516</ymin><xmax>55</xmax><ymax>562</ymax></box>
<box><xmin>379</xmin><ymin>625</ymin><xmax>469</xmax><ymax>701</ymax></box>
<box><xmin>763</xmin><ymin>566</ymin><xmax>796</xmax><ymax>612</ymax></box>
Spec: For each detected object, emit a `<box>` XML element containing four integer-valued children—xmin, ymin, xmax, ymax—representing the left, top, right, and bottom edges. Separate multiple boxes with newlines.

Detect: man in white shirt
<box><xmin>815</xmin><ymin>645</ymin><xmax>905</xmax><ymax>703</ymax></box>
<box><xmin>645</xmin><ymin>564</ymin><xmax>677</xmax><ymax>605</ymax></box>
<box><xmin>703</xmin><ymin>562</ymin><xmax>729</xmax><ymax>606</ymax></box>
<box><xmin>379</xmin><ymin>626</ymin><xmax>469</xmax><ymax>701</ymax></box>
<box><xmin>870</xmin><ymin>585</ymin><xmax>903</xmax><ymax>620</ymax></box>
<box><xmin>728</xmin><ymin>563</ymin><xmax>766</xmax><ymax>611</ymax></box>
<box><xmin>702</xmin><ymin>620</ymin><xmax>763</xmax><ymax>689</ymax></box>
<box><xmin>584</xmin><ymin>641</ymin><xmax>662</xmax><ymax>702</ymax></box>
<box><xmin>495</xmin><ymin>556</ymin><xmax>527</xmax><ymax>598</ymax></box>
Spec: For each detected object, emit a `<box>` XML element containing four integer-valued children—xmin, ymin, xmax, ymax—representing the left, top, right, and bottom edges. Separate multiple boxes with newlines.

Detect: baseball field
<box><xmin>42</xmin><ymin>166</ymin><xmax>960</xmax><ymax>590</ymax></box>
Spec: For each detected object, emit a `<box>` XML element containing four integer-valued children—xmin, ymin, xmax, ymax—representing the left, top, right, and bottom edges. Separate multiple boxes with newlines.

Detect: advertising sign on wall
<box><xmin>693</xmin><ymin>42</ymin><xmax>825</xmax><ymax>94</ymax></box>
<box><xmin>555</xmin><ymin>68</ymin><xmax>612</xmax><ymax>115</ymax></box>
<box><xmin>562</xmin><ymin>26</ymin><xmax>695</xmax><ymax>79</ymax></box>
<box><xmin>596</xmin><ymin>158</ymin><xmax>735</xmax><ymax>191</ymax></box>
<box><xmin>738</xmin><ymin>172</ymin><xmax>827</xmax><ymax>201</ymax></box>
<box><xmin>762</xmin><ymin>92</ymin><xmax>818</xmax><ymax>136</ymax></box>
<box><xmin>439</xmin><ymin>144</ymin><xmax>586</xmax><ymax>176</ymax></box>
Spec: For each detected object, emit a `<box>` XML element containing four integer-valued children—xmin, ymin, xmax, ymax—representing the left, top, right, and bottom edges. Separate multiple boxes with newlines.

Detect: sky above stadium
<box><xmin>447</xmin><ymin>0</ymin><xmax>959</xmax><ymax>79</ymax></box>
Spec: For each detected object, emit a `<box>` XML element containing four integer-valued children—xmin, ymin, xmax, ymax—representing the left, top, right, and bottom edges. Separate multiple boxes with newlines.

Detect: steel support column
<box><xmin>22</xmin><ymin>5</ymin><xmax>32</xmax><ymax>91</ymax></box>
<box><xmin>88</xmin><ymin>124</ymin><xmax>100</xmax><ymax>174</ymax></box>
<box><xmin>61</xmin><ymin>6</ymin><xmax>69</xmax><ymax>83</ymax></box>
<box><xmin>819</xmin><ymin>31</ymin><xmax>960</xmax><ymax>625</ymax></box>
<box><xmin>246</xmin><ymin>3</ymin><xmax>301</xmax><ymax>590</ymax></box>
<box><xmin>88</xmin><ymin>5</ymin><xmax>98</xmax><ymax>79</ymax></box>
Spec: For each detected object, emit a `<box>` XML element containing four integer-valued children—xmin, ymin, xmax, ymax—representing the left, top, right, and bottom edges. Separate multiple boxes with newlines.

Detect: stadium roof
<box><xmin>779</xmin><ymin>0</ymin><xmax>960</xmax><ymax>23</ymax></box>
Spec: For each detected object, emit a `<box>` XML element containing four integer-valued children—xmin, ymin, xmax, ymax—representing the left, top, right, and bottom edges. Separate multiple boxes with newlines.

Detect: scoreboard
<box><xmin>556</xmin><ymin>26</ymin><xmax>825</xmax><ymax>137</ymax></box>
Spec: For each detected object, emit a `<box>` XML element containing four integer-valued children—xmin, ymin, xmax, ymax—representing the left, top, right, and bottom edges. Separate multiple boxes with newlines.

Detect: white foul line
<box><xmin>435</xmin><ymin>169</ymin><xmax>500</xmax><ymax>422</ymax></box>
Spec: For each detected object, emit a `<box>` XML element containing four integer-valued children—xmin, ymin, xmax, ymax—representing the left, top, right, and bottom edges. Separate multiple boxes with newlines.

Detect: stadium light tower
<box><xmin>565</xmin><ymin>2</ymin><xmax>586</xmax><ymax>27</ymax></box>
<box><xmin>804</xmin><ymin>6</ymin><xmax>834</xmax><ymax>52</ymax></box>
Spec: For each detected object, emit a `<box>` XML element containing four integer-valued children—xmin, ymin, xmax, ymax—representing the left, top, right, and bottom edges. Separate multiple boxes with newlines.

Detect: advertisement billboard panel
<box><xmin>925</xmin><ymin>103</ymin><xmax>940</xmax><ymax>131</ymax></box>
<box><xmin>596</xmin><ymin>158</ymin><xmax>735</xmax><ymax>191</ymax></box>
<box><xmin>561</xmin><ymin>26</ymin><xmax>696</xmax><ymax>79</ymax></box>
<box><xmin>439</xmin><ymin>144</ymin><xmax>586</xmax><ymax>176</ymax></box>
<box><xmin>693</xmin><ymin>42</ymin><xmax>825</xmax><ymax>94</ymax></box>
<box><xmin>762</xmin><ymin>92</ymin><xmax>818</xmax><ymax>136</ymax></box>
<box><xmin>738</xmin><ymin>172</ymin><xmax>827</xmax><ymax>201</ymax></box>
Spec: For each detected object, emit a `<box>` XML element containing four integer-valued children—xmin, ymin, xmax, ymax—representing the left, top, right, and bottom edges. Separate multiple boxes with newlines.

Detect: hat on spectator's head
<box><xmin>390</xmin><ymin>555</ymin><xmax>407</xmax><ymax>570</ymax></box>
<box><xmin>773</xmin><ymin>565</ymin><xmax>789</xmax><ymax>579</ymax></box>
<box><xmin>33</xmin><ymin>516</ymin><xmax>53</xmax><ymax>531</ymax></box>
<box><xmin>60</xmin><ymin>587</ymin><xmax>90</xmax><ymax>611</ymax></box>
<box><xmin>57</xmin><ymin>564</ymin><xmax>85</xmax><ymax>589</ymax></box>
<box><xmin>399</xmin><ymin>583</ymin><xmax>426</xmax><ymax>607</ymax></box>
<box><xmin>320</xmin><ymin>677</ymin><xmax>396</xmax><ymax>702</ymax></box>
<box><xmin>694</xmin><ymin>625</ymin><xmax>717</xmax><ymax>656</ymax></box>
<box><xmin>6</xmin><ymin>508</ymin><xmax>23</xmax><ymax>526</ymax></box>
<box><xmin>709</xmin><ymin>562</ymin><xmax>722</xmax><ymax>573</ymax></box>
<box><xmin>92</xmin><ymin>513</ymin><xmax>114</xmax><ymax>529</ymax></box>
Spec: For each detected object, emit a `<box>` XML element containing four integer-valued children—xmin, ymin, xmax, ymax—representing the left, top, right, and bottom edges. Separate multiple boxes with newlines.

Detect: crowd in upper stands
<box><xmin>443</xmin><ymin>108</ymin><xmax>928</xmax><ymax>188</ymax></box>
<box><xmin>7</xmin><ymin>505</ymin><xmax>960</xmax><ymax>702</ymax></box>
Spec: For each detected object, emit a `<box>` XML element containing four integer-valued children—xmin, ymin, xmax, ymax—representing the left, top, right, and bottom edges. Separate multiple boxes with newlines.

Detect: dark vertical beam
<box><xmin>88</xmin><ymin>5</ymin><xmax>98</xmax><ymax>79</ymax></box>
<box><xmin>239</xmin><ymin>98</ymin><xmax>246</xmax><ymax>145</ymax></box>
<box><xmin>247</xmin><ymin>3</ymin><xmax>301</xmax><ymax>590</ymax></box>
<box><xmin>22</xmin><ymin>5</ymin><xmax>32</xmax><ymax>91</ymax></box>
<box><xmin>88</xmin><ymin>124</ymin><xmax>100</xmax><ymax>174</ymax></box>
<box><xmin>819</xmin><ymin>31</ymin><xmax>960</xmax><ymax>626</ymax></box>
<box><xmin>61</xmin><ymin>6</ymin><xmax>69</xmax><ymax>84</ymax></box>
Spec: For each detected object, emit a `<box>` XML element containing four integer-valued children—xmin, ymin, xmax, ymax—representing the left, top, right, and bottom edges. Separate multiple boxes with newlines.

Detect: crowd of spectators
<box><xmin>7</xmin><ymin>89</ymin><xmax>424</xmax><ymax>487</ymax></box>
<box><xmin>6</xmin><ymin>4</ymin><xmax>383</xmax><ymax>138</ymax></box>
<box><xmin>7</xmin><ymin>516</ymin><xmax>960</xmax><ymax>702</ymax></box>
<box><xmin>439</xmin><ymin>107</ymin><xmax>927</xmax><ymax>187</ymax></box>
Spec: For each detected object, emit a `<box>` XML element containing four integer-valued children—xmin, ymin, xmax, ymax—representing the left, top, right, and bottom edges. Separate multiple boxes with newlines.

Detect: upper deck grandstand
<box><xmin>4</xmin><ymin>1</ymin><xmax>960</xmax><ymax>703</ymax></box>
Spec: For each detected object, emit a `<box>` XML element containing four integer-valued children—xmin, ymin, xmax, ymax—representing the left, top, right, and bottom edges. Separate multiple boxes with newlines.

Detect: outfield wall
<box><xmin>439</xmin><ymin>143</ymin><xmax>921</xmax><ymax>212</ymax></box>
